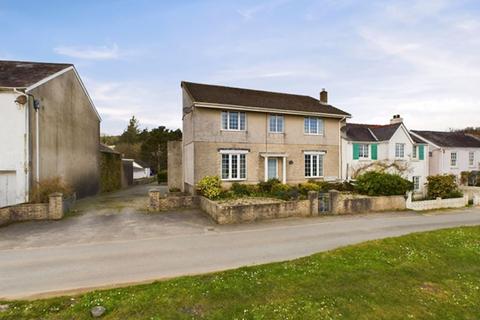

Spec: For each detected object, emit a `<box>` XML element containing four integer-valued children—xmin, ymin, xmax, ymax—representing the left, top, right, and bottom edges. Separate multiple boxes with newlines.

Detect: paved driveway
<box><xmin>1</xmin><ymin>185</ymin><xmax>480</xmax><ymax>299</ymax></box>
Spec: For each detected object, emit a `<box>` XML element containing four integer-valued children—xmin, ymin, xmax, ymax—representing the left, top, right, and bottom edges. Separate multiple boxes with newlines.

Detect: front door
<box><xmin>267</xmin><ymin>158</ymin><xmax>278</xmax><ymax>180</ymax></box>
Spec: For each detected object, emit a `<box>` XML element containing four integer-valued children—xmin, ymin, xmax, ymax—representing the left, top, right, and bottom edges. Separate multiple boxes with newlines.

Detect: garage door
<box><xmin>0</xmin><ymin>171</ymin><xmax>16</xmax><ymax>208</ymax></box>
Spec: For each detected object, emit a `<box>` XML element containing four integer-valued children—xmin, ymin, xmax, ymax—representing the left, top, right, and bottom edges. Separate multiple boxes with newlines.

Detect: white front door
<box><xmin>267</xmin><ymin>158</ymin><xmax>278</xmax><ymax>180</ymax></box>
<box><xmin>0</xmin><ymin>171</ymin><xmax>16</xmax><ymax>208</ymax></box>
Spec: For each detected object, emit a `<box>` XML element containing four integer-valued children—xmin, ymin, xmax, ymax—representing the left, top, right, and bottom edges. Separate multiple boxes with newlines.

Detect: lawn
<box><xmin>1</xmin><ymin>227</ymin><xmax>479</xmax><ymax>320</ymax></box>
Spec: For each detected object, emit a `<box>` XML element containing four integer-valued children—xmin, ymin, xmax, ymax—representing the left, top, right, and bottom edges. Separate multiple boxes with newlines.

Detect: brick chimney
<box><xmin>390</xmin><ymin>114</ymin><xmax>404</xmax><ymax>124</ymax></box>
<box><xmin>320</xmin><ymin>88</ymin><xmax>328</xmax><ymax>104</ymax></box>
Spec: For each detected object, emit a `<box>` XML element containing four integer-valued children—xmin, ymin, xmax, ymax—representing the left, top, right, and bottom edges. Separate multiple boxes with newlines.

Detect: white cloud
<box><xmin>237</xmin><ymin>0</ymin><xmax>291</xmax><ymax>20</ymax></box>
<box><xmin>54</xmin><ymin>43</ymin><xmax>120</xmax><ymax>60</ymax></box>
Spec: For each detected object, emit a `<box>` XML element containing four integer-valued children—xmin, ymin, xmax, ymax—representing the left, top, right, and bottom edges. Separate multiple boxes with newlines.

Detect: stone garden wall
<box><xmin>406</xmin><ymin>192</ymin><xmax>468</xmax><ymax>211</ymax></box>
<box><xmin>329</xmin><ymin>191</ymin><xmax>406</xmax><ymax>215</ymax></box>
<box><xmin>0</xmin><ymin>193</ymin><xmax>66</xmax><ymax>227</ymax></box>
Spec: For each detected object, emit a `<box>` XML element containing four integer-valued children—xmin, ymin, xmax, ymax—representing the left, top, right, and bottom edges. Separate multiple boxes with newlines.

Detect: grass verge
<box><xmin>1</xmin><ymin>226</ymin><xmax>479</xmax><ymax>319</ymax></box>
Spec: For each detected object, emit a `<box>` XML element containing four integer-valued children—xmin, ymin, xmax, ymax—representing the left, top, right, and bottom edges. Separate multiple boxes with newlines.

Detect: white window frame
<box><xmin>395</xmin><ymin>143</ymin><xmax>405</xmax><ymax>158</ymax></box>
<box><xmin>221</xmin><ymin>111</ymin><xmax>246</xmax><ymax>131</ymax></box>
<box><xmin>413</xmin><ymin>176</ymin><xmax>420</xmax><ymax>191</ymax></box>
<box><xmin>358</xmin><ymin>144</ymin><xmax>370</xmax><ymax>159</ymax></box>
<box><xmin>412</xmin><ymin>145</ymin><xmax>417</xmax><ymax>159</ymax></box>
<box><xmin>469</xmin><ymin>151</ymin><xmax>475</xmax><ymax>167</ymax></box>
<box><xmin>219</xmin><ymin>150</ymin><xmax>248</xmax><ymax>181</ymax></box>
<box><xmin>450</xmin><ymin>152</ymin><xmax>457</xmax><ymax>167</ymax></box>
<box><xmin>304</xmin><ymin>117</ymin><xmax>324</xmax><ymax>135</ymax></box>
<box><xmin>304</xmin><ymin>151</ymin><xmax>325</xmax><ymax>178</ymax></box>
<box><xmin>268</xmin><ymin>114</ymin><xmax>284</xmax><ymax>133</ymax></box>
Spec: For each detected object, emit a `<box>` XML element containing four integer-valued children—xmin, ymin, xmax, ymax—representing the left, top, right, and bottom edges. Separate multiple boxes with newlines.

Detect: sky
<box><xmin>1</xmin><ymin>0</ymin><xmax>479</xmax><ymax>135</ymax></box>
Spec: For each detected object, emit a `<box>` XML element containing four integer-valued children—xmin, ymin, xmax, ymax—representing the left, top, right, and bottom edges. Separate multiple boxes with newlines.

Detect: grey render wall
<box><xmin>29</xmin><ymin>70</ymin><xmax>100</xmax><ymax>198</ymax></box>
<box><xmin>167</xmin><ymin>140</ymin><xmax>183</xmax><ymax>191</ymax></box>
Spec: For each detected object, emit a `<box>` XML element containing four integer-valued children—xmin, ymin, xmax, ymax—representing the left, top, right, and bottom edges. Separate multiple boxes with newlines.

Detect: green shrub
<box><xmin>298</xmin><ymin>182</ymin><xmax>321</xmax><ymax>195</ymax></box>
<box><xmin>157</xmin><ymin>170</ymin><xmax>167</xmax><ymax>184</ymax></box>
<box><xmin>271</xmin><ymin>183</ymin><xmax>300</xmax><ymax>200</ymax></box>
<box><xmin>354</xmin><ymin>171</ymin><xmax>413</xmax><ymax>196</ymax></box>
<box><xmin>231</xmin><ymin>183</ymin><xmax>259</xmax><ymax>197</ymax></box>
<box><xmin>257</xmin><ymin>178</ymin><xmax>281</xmax><ymax>193</ymax></box>
<box><xmin>309</xmin><ymin>180</ymin><xmax>355</xmax><ymax>193</ymax></box>
<box><xmin>427</xmin><ymin>175</ymin><xmax>462</xmax><ymax>199</ymax></box>
<box><xmin>169</xmin><ymin>187</ymin><xmax>181</xmax><ymax>193</ymax></box>
<box><xmin>197</xmin><ymin>176</ymin><xmax>222</xmax><ymax>199</ymax></box>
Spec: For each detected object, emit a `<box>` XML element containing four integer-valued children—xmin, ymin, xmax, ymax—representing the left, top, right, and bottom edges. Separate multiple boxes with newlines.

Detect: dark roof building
<box><xmin>0</xmin><ymin>60</ymin><xmax>73</xmax><ymax>88</ymax></box>
<box><xmin>411</xmin><ymin>131</ymin><xmax>480</xmax><ymax>148</ymax></box>
<box><xmin>343</xmin><ymin>123</ymin><xmax>404</xmax><ymax>142</ymax></box>
<box><xmin>181</xmin><ymin>81</ymin><xmax>351</xmax><ymax>117</ymax></box>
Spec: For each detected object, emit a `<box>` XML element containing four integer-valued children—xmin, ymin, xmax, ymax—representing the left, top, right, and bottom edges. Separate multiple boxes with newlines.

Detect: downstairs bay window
<box><xmin>220</xmin><ymin>151</ymin><xmax>247</xmax><ymax>180</ymax></box>
<box><xmin>304</xmin><ymin>152</ymin><xmax>324</xmax><ymax>178</ymax></box>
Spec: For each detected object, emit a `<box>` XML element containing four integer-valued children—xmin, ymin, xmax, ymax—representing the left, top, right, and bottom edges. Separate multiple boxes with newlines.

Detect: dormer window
<box><xmin>221</xmin><ymin>111</ymin><xmax>246</xmax><ymax>131</ymax></box>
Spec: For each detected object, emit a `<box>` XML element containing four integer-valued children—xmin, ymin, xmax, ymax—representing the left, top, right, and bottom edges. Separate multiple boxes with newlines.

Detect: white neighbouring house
<box><xmin>410</xmin><ymin>130</ymin><xmax>480</xmax><ymax>179</ymax></box>
<box><xmin>341</xmin><ymin>115</ymin><xmax>429</xmax><ymax>193</ymax></box>
<box><xmin>132</xmin><ymin>160</ymin><xmax>152</xmax><ymax>180</ymax></box>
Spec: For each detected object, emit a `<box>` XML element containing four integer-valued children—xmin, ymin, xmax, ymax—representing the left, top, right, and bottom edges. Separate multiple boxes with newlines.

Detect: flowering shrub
<box><xmin>354</xmin><ymin>171</ymin><xmax>413</xmax><ymax>196</ymax></box>
<box><xmin>196</xmin><ymin>176</ymin><xmax>222</xmax><ymax>199</ymax></box>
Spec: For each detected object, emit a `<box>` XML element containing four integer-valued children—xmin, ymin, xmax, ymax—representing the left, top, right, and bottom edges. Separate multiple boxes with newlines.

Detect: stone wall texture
<box><xmin>199</xmin><ymin>191</ymin><xmax>319</xmax><ymax>224</ymax></box>
<box><xmin>329</xmin><ymin>191</ymin><xmax>406</xmax><ymax>214</ymax></box>
<box><xmin>149</xmin><ymin>189</ymin><xmax>198</xmax><ymax>212</ymax></box>
<box><xmin>0</xmin><ymin>193</ymin><xmax>67</xmax><ymax>226</ymax></box>
<box><xmin>167</xmin><ymin>140</ymin><xmax>183</xmax><ymax>192</ymax></box>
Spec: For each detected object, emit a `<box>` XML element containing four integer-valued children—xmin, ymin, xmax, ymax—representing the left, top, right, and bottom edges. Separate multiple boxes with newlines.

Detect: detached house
<box><xmin>179</xmin><ymin>81</ymin><xmax>351</xmax><ymax>193</ymax></box>
<box><xmin>0</xmin><ymin>60</ymin><xmax>101</xmax><ymax>207</ymax></box>
<box><xmin>410</xmin><ymin>130</ymin><xmax>480</xmax><ymax>178</ymax></box>
<box><xmin>341</xmin><ymin>115</ymin><xmax>429</xmax><ymax>193</ymax></box>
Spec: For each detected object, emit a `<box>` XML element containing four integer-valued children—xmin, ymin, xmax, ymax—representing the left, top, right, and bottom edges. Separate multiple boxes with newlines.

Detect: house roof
<box><xmin>134</xmin><ymin>159</ymin><xmax>150</xmax><ymax>169</ymax></box>
<box><xmin>181</xmin><ymin>81</ymin><xmax>351</xmax><ymax>117</ymax></box>
<box><xmin>0</xmin><ymin>60</ymin><xmax>73</xmax><ymax>88</ymax></box>
<box><xmin>411</xmin><ymin>130</ymin><xmax>480</xmax><ymax>148</ymax></box>
<box><xmin>343</xmin><ymin>123</ymin><xmax>402</xmax><ymax>142</ymax></box>
<box><xmin>99</xmin><ymin>143</ymin><xmax>121</xmax><ymax>155</ymax></box>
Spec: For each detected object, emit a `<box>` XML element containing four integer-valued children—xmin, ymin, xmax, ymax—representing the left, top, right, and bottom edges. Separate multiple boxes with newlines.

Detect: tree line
<box><xmin>101</xmin><ymin>116</ymin><xmax>182</xmax><ymax>173</ymax></box>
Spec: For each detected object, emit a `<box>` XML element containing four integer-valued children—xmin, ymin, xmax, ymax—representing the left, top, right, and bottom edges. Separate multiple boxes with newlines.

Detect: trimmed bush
<box><xmin>30</xmin><ymin>177</ymin><xmax>73</xmax><ymax>203</ymax></box>
<box><xmin>427</xmin><ymin>174</ymin><xmax>462</xmax><ymax>199</ymax></box>
<box><xmin>309</xmin><ymin>180</ymin><xmax>355</xmax><ymax>193</ymax></box>
<box><xmin>354</xmin><ymin>171</ymin><xmax>413</xmax><ymax>196</ymax></box>
<box><xmin>298</xmin><ymin>182</ymin><xmax>321</xmax><ymax>195</ymax></box>
<box><xmin>257</xmin><ymin>178</ymin><xmax>281</xmax><ymax>193</ymax></box>
<box><xmin>271</xmin><ymin>183</ymin><xmax>300</xmax><ymax>200</ymax></box>
<box><xmin>231</xmin><ymin>183</ymin><xmax>259</xmax><ymax>197</ymax></box>
<box><xmin>197</xmin><ymin>176</ymin><xmax>222</xmax><ymax>200</ymax></box>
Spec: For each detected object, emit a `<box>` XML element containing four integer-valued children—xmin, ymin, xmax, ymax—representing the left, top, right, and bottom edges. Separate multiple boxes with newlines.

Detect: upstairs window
<box><xmin>412</xmin><ymin>146</ymin><xmax>417</xmax><ymax>159</ymax></box>
<box><xmin>269</xmin><ymin>114</ymin><xmax>284</xmax><ymax>133</ymax></box>
<box><xmin>395</xmin><ymin>143</ymin><xmax>405</xmax><ymax>158</ymax></box>
<box><xmin>469</xmin><ymin>151</ymin><xmax>475</xmax><ymax>167</ymax></box>
<box><xmin>221</xmin><ymin>111</ymin><xmax>246</xmax><ymax>131</ymax></box>
<box><xmin>358</xmin><ymin>144</ymin><xmax>369</xmax><ymax>159</ymax></box>
<box><xmin>451</xmin><ymin>152</ymin><xmax>457</xmax><ymax>167</ymax></box>
<box><xmin>304</xmin><ymin>117</ymin><xmax>324</xmax><ymax>135</ymax></box>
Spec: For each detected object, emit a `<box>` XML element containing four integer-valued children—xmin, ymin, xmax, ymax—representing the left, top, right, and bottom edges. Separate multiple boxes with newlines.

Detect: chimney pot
<box><xmin>320</xmin><ymin>89</ymin><xmax>328</xmax><ymax>104</ymax></box>
<box><xmin>390</xmin><ymin>114</ymin><xmax>403</xmax><ymax>124</ymax></box>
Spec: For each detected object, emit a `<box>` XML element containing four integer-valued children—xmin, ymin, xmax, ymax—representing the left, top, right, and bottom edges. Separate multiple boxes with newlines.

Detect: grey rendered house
<box><xmin>178</xmin><ymin>81</ymin><xmax>351</xmax><ymax>193</ymax></box>
<box><xmin>0</xmin><ymin>60</ymin><xmax>101</xmax><ymax>207</ymax></box>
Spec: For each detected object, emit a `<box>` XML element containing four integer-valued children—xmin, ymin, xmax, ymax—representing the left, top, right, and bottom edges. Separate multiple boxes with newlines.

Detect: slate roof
<box><xmin>343</xmin><ymin>123</ymin><xmax>403</xmax><ymax>142</ymax></box>
<box><xmin>411</xmin><ymin>131</ymin><xmax>480</xmax><ymax>148</ymax></box>
<box><xmin>0</xmin><ymin>60</ymin><xmax>72</xmax><ymax>88</ymax></box>
<box><xmin>181</xmin><ymin>81</ymin><xmax>350</xmax><ymax>117</ymax></box>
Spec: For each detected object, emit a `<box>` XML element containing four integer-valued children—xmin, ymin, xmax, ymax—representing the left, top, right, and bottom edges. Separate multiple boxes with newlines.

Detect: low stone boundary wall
<box><xmin>199</xmin><ymin>191</ymin><xmax>319</xmax><ymax>224</ymax></box>
<box><xmin>329</xmin><ymin>191</ymin><xmax>406</xmax><ymax>214</ymax></box>
<box><xmin>406</xmin><ymin>192</ymin><xmax>468</xmax><ymax>211</ymax></box>
<box><xmin>460</xmin><ymin>186</ymin><xmax>480</xmax><ymax>202</ymax></box>
<box><xmin>149</xmin><ymin>189</ymin><xmax>198</xmax><ymax>211</ymax></box>
<box><xmin>134</xmin><ymin>177</ymin><xmax>157</xmax><ymax>185</ymax></box>
<box><xmin>0</xmin><ymin>193</ymin><xmax>66</xmax><ymax>227</ymax></box>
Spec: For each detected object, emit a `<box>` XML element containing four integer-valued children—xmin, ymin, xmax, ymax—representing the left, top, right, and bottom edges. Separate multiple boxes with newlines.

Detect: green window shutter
<box><xmin>371</xmin><ymin>144</ymin><xmax>378</xmax><ymax>160</ymax></box>
<box><xmin>419</xmin><ymin>145</ymin><xmax>425</xmax><ymax>160</ymax></box>
<box><xmin>353</xmin><ymin>143</ymin><xmax>360</xmax><ymax>160</ymax></box>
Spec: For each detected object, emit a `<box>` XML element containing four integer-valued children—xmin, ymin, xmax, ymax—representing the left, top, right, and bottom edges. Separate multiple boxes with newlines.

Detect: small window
<box><xmin>304</xmin><ymin>117</ymin><xmax>324</xmax><ymax>135</ymax></box>
<box><xmin>269</xmin><ymin>114</ymin><xmax>284</xmax><ymax>133</ymax></box>
<box><xmin>412</xmin><ymin>146</ymin><xmax>417</xmax><ymax>159</ymax></box>
<box><xmin>429</xmin><ymin>151</ymin><xmax>433</xmax><ymax>157</ymax></box>
<box><xmin>359</xmin><ymin>144</ymin><xmax>369</xmax><ymax>159</ymax></box>
<box><xmin>413</xmin><ymin>176</ymin><xmax>420</xmax><ymax>191</ymax></box>
<box><xmin>221</xmin><ymin>111</ymin><xmax>246</xmax><ymax>131</ymax></box>
<box><xmin>221</xmin><ymin>153</ymin><xmax>247</xmax><ymax>180</ymax></box>
<box><xmin>450</xmin><ymin>152</ymin><xmax>457</xmax><ymax>167</ymax></box>
<box><xmin>469</xmin><ymin>152</ymin><xmax>475</xmax><ymax>167</ymax></box>
<box><xmin>304</xmin><ymin>153</ymin><xmax>324</xmax><ymax>178</ymax></box>
<box><xmin>395</xmin><ymin>143</ymin><xmax>405</xmax><ymax>158</ymax></box>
